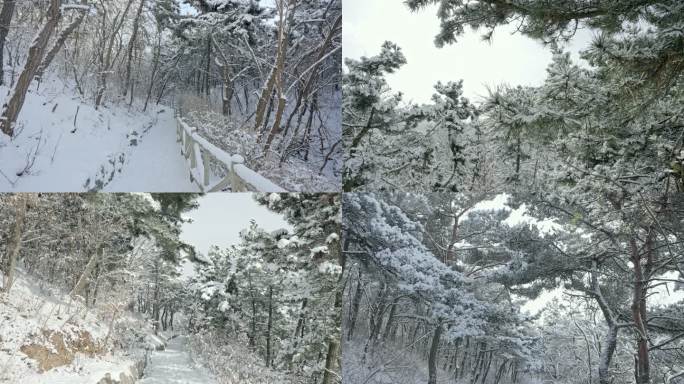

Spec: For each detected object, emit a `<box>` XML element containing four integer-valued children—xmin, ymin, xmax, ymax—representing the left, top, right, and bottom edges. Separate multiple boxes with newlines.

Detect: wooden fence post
<box><xmin>176</xmin><ymin>117</ymin><xmax>285</xmax><ymax>192</ymax></box>
<box><xmin>202</xmin><ymin>150</ymin><xmax>211</xmax><ymax>187</ymax></box>
<box><xmin>229</xmin><ymin>155</ymin><xmax>247</xmax><ymax>191</ymax></box>
<box><xmin>193</xmin><ymin>141</ymin><xmax>203</xmax><ymax>189</ymax></box>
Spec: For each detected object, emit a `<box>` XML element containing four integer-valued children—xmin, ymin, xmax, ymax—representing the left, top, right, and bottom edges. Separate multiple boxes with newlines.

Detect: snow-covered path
<box><xmin>103</xmin><ymin>109</ymin><xmax>199</xmax><ymax>192</ymax></box>
<box><xmin>140</xmin><ymin>336</ymin><xmax>217</xmax><ymax>384</ymax></box>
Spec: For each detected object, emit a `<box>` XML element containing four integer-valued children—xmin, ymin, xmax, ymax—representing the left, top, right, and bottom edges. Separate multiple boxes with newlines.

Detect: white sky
<box><xmin>343</xmin><ymin>0</ymin><xmax>593</xmax><ymax>104</ymax></box>
<box><xmin>180</xmin><ymin>193</ymin><xmax>291</xmax><ymax>257</ymax></box>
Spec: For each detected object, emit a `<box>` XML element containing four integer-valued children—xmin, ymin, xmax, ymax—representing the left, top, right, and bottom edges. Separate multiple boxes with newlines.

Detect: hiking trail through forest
<box><xmin>103</xmin><ymin>108</ymin><xmax>198</xmax><ymax>192</ymax></box>
<box><xmin>139</xmin><ymin>336</ymin><xmax>216</xmax><ymax>384</ymax></box>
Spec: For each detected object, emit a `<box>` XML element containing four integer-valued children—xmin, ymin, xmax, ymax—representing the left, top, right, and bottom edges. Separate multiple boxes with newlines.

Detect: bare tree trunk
<box><xmin>89</xmin><ymin>263</ymin><xmax>101</xmax><ymax>306</ymax></box>
<box><xmin>263</xmin><ymin>85</ymin><xmax>286</xmax><ymax>153</ymax></box>
<box><xmin>302</xmin><ymin>94</ymin><xmax>317</xmax><ymax>161</ymax></box>
<box><xmin>94</xmin><ymin>0</ymin><xmax>135</xmax><ymax>110</ymax></box>
<box><xmin>493</xmin><ymin>361</ymin><xmax>507</xmax><ymax>384</ymax></box>
<box><xmin>221</xmin><ymin>64</ymin><xmax>234</xmax><ymax>116</ymax></box>
<box><xmin>123</xmin><ymin>0</ymin><xmax>145</xmax><ymax>98</ymax></box>
<box><xmin>588</xmin><ymin>259</ymin><xmax>620</xmax><ymax>384</ymax></box>
<box><xmin>261</xmin><ymin>89</ymin><xmax>275</xmax><ymax>134</ymax></box>
<box><xmin>266</xmin><ymin>285</ymin><xmax>273</xmax><ymax>367</ymax></box>
<box><xmin>143</xmin><ymin>27</ymin><xmax>162</xmax><ymax>112</ymax></box>
<box><xmin>247</xmin><ymin>273</ymin><xmax>257</xmax><ymax>348</ymax></box>
<box><xmin>321</xmin><ymin>335</ymin><xmax>339</xmax><ymax>384</ymax></box>
<box><xmin>288</xmin><ymin>297</ymin><xmax>308</xmax><ymax>368</ymax></box>
<box><xmin>446</xmin><ymin>215</ymin><xmax>459</xmax><ymax>263</ymax></box>
<box><xmin>254</xmin><ymin>0</ymin><xmax>289</xmax><ymax>132</ymax></box>
<box><xmin>599</xmin><ymin>325</ymin><xmax>618</xmax><ymax>384</ymax></box>
<box><xmin>243</xmin><ymin>84</ymin><xmax>250</xmax><ymax>111</ymax></box>
<box><xmin>0</xmin><ymin>0</ymin><xmax>16</xmax><ymax>86</ymax></box>
<box><xmin>211</xmin><ymin>36</ymin><xmax>235</xmax><ymax>117</ymax></box>
<box><xmin>630</xmin><ymin>236</ymin><xmax>651</xmax><ymax>384</ymax></box>
<box><xmin>36</xmin><ymin>1</ymin><xmax>89</xmax><ymax>82</ymax></box>
<box><xmin>322</xmin><ymin>273</ymin><xmax>343</xmax><ymax>384</ymax></box>
<box><xmin>428</xmin><ymin>323</ymin><xmax>443</xmax><ymax>384</ymax></box>
<box><xmin>70</xmin><ymin>245</ymin><xmax>104</xmax><ymax>298</ymax></box>
<box><xmin>322</xmin><ymin>226</ymin><xmax>343</xmax><ymax>384</ymax></box>
<box><xmin>2</xmin><ymin>194</ymin><xmax>28</xmax><ymax>293</ymax></box>
<box><xmin>254</xmin><ymin>68</ymin><xmax>277</xmax><ymax>131</ymax></box>
<box><xmin>0</xmin><ymin>0</ymin><xmax>61</xmax><ymax>137</ymax></box>
<box><xmin>281</xmin><ymin>14</ymin><xmax>341</xmax><ymax>139</ymax></box>
<box><xmin>204</xmin><ymin>36</ymin><xmax>211</xmax><ymax>99</ymax></box>
<box><xmin>346</xmin><ymin>272</ymin><xmax>362</xmax><ymax>341</ymax></box>
<box><xmin>382</xmin><ymin>297</ymin><xmax>399</xmax><ymax>340</ymax></box>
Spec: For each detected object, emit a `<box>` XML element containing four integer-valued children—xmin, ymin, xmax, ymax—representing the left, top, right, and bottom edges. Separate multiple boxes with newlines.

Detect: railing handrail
<box><xmin>176</xmin><ymin>117</ymin><xmax>287</xmax><ymax>192</ymax></box>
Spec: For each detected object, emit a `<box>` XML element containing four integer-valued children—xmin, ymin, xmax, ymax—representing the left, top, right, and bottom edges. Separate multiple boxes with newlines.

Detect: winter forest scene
<box><xmin>0</xmin><ymin>0</ymin><xmax>341</xmax><ymax>192</ymax></box>
<box><xmin>0</xmin><ymin>192</ymin><xmax>343</xmax><ymax>383</ymax></box>
<box><xmin>342</xmin><ymin>0</ymin><xmax>684</xmax><ymax>384</ymax></box>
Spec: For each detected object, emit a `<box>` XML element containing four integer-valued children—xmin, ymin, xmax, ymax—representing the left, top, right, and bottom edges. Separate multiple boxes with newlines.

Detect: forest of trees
<box><xmin>187</xmin><ymin>193</ymin><xmax>343</xmax><ymax>383</ymax></box>
<box><xmin>342</xmin><ymin>1</ymin><xmax>684</xmax><ymax>383</ymax></box>
<box><xmin>0</xmin><ymin>193</ymin><xmax>343</xmax><ymax>383</ymax></box>
<box><xmin>343</xmin><ymin>0</ymin><xmax>684</xmax><ymax>194</ymax></box>
<box><xmin>0</xmin><ymin>193</ymin><xmax>197</xmax><ymax>328</ymax></box>
<box><xmin>0</xmin><ymin>0</ymin><xmax>341</xmax><ymax>190</ymax></box>
<box><xmin>342</xmin><ymin>192</ymin><xmax>684</xmax><ymax>384</ymax></box>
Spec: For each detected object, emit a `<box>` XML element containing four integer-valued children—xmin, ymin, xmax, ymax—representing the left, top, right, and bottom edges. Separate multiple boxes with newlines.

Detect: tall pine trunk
<box><xmin>631</xmin><ymin>236</ymin><xmax>651</xmax><ymax>384</ymax></box>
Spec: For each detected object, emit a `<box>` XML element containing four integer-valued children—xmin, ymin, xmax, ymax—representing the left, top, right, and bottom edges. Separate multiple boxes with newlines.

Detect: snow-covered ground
<box><xmin>139</xmin><ymin>336</ymin><xmax>216</xmax><ymax>384</ymax></box>
<box><xmin>342</xmin><ymin>334</ymin><xmax>452</xmax><ymax>384</ymax></box>
<box><xmin>102</xmin><ymin>108</ymin><xmax>197</xmax><ymax>192</ymax></box>
<box><xmin>0</xmin><ymin>77</ymin><xmax>199</xmax><ymax>192</ymax></box>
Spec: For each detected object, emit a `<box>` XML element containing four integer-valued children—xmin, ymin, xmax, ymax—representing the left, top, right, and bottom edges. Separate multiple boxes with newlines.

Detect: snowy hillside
<box><xmin>0</xmin><ymin>270</ymin><xmax>148</xmax><ymax>383</ymax></box>
<box><xmin>0</xmin><ymin>77</ymin><xmax>197</xmax><ymax>192</ymax></box>
<box><xmin>0</xmin><ymin>193</ymin><xmax>343</xmax><ymax>383</ymax></box>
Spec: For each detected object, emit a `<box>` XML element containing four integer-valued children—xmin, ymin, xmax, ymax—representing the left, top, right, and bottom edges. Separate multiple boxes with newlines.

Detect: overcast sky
<box><xmin>343</xmin><ymin>0</ymin><xmax>593</xmax><ymax>104</ymax></box>
<box><xmin>180</xmin><ymin>193</ymin><xmax>290</xmax><ymax>257</ymax></box>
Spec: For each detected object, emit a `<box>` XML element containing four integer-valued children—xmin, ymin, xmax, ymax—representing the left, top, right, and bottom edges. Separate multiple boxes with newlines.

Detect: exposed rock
<box><xmin>95</xmin><ymin>357</ymin><xmax>146</xmax><ymax>384</ymax></box>
<box><xmin>19</xmin><ymin>328</ymin><xmax>102</xmax><ymax>372</ymax></box>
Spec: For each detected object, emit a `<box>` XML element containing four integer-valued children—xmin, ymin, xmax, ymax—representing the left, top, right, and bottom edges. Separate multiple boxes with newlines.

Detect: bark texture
<box><xmin>36</xmin><ymin>1</ymin><xmax>89</xmax><ymax>82</ymax></box>
<box><xmin>0</xmin><ymin>0</ymin><xmax>16</xmax><ymax>86</ymax></box>
<box><xmin>0</xmin><ymin>0</ymin><xmax>61</xmax><ymax>137</ymax></box>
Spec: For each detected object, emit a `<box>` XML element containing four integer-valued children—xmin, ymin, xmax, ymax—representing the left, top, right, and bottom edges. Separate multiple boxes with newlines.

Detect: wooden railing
<box><xmin>176</xmin><ymin>117</ymin><xmax>287</xmax><ymax>192</ymax></box>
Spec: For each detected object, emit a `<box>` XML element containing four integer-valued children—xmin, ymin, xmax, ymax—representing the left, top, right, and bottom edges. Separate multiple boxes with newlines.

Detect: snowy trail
<box><xmin>103</xmin><ymin>109</ymin><xmax>199</xmax><ymax>192</ymax></box>
<box><xmin>140</xmin><ymin>336</ymin><xmax>217</xmax><ymax>384</ymax></box>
